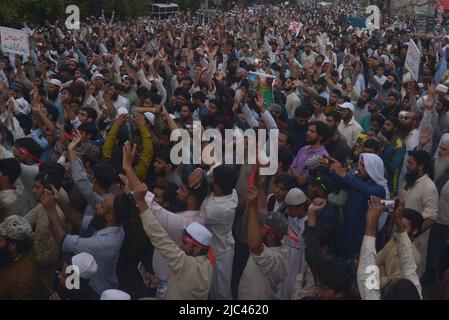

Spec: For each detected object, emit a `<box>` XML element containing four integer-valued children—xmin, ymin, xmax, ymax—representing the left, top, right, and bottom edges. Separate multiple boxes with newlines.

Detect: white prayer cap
<box><xmin>71</xmin><ymin>252</ymin><xmax>97</xmax><ymax>280</ymax></box>
<box><xmin>399</xmin><ymin>110</ymin><xmax>414</xmax><ymax>118</ymax></box>
<box><xmin>117</xmin><ymin>107</ymin><xmax>129</xmax><ymax>116</ymax></box>
<box><xmin>284</xmin><ymin>188</ymin><xmax>307</xmax><ymax>206</ymax></box>
<box><xmin>144</xmin><ymin>112</ymin><xmax>155</xmax><ymax>126</ymax></box>
<box><xmin>101</xmin><ymin>289</ymin><xmax>131</xmax><ymax>300</ymax></box>
<box><xmin>185</xmin><ymin>222</ymin><xmax>212</xmax><ymax>247</ymax></box>
<box><xmin>436</xmin><ymin>84</ymin><xmax>448</xmax><ymax>94</ymax></box>
<box><xmin>338</xmin><ymin>102</ymin><xmax>355</xmax><ymax>113</ymax></box>
<box><xmin>49</xmin><ymin>79</ymin><xmax>62</xmax><ymax>87</ymax></box>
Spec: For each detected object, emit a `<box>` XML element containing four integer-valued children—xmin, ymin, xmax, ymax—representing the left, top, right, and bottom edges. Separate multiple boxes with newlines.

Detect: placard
<box><xmin>0</xmin><ymin>27</ymin><xmax>30</xmax><ymax>56</ymax></box>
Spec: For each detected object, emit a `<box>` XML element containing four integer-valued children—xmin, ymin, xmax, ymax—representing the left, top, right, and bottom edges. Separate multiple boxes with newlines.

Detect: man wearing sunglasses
<box><xmin>131</xmin><ymin>180</ymin><xmax>214</xmax><ymax>300</ymax></box>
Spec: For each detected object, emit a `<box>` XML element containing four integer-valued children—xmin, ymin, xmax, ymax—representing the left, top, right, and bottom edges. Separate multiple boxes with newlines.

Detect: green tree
<box><xmin>0</xmin><ymin>0</ymin><xmax>154</xmax><ymax>28</ymax></box>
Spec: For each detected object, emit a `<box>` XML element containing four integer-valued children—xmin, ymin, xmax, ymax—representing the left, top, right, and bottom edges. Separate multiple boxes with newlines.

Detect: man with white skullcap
<box><xmin>101</xmin><ymin>289</ymin><xmax>131</xmax><ymax>300</ymax></box>
<box><xmin>47</xmin><ymin>78</ymin><xmax>64</xmax><ymax>123</ymax></box>
<box><xmin>51</xmin><ymin>252</ymin><xmax>99</xmax><ymax>300</ymax></box>
<box><xmin>72</xmin><ymin>252</ymin><xmax>98</xmax><ymax>280</ymax></box>
<box><xmin>129</xmin><ymin>178</ymin><xmax>213</xmax><ymax>300</ymax></box>
<box><xmin>0</xmin><ymin>215</ymin><xmax>44</xmax><ymax>299</ymax></box>
<box><xmin>416</xmin><ymin>84</ymin><xmax>448</xmax><ymax>112</ymax></box>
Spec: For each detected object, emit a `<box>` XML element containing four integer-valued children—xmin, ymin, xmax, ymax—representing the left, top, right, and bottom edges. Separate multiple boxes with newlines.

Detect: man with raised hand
<box><xmin>357</xmin><ymin>197</ymin><xmax>422</xmax><ymax>300</ymax></box>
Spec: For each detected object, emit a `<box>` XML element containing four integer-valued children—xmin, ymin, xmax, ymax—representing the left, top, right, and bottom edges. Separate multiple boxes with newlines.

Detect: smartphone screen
<box><xmin>381</xmin><ymin>200</ymin><xmax>396</xmax><ymax>214</ymax></box>
<box><xmin>137</xmin><ymin>262</ymin><xmax>149</xmax><ymax>287</ymax></box>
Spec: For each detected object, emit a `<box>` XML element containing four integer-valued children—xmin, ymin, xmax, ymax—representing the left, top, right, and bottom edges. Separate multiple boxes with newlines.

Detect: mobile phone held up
<box><xmin>380</xmin><ymin>200</ymin><xmax>396</xmax><ymax>215</ymax></box>
<box><xmin>137</xmin><ymin>261</ymin><xmax>149</xmax><ymax>288</ymax></box>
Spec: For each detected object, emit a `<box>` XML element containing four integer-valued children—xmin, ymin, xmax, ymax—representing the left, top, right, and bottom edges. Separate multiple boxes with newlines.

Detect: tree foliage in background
<box><xmin>0</xmin><ymin>0</ymin><xmax>286</xmax><ymax>28</ymax></box>
<box><xmin>0</xmin><ymin>0</ymin><xmax>154</xmax><ymax>28</ymax></box>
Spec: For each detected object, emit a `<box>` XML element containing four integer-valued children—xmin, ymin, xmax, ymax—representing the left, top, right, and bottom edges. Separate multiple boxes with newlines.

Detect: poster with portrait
<box><xmin>248</xmin><ymin>72</ymin><xmax>276</xmax><ymax>110</ymax></box>
<box><xmin>435</xmin><ymin>1</ymin><xmax>449</xmax><ymax>30</ymax></box>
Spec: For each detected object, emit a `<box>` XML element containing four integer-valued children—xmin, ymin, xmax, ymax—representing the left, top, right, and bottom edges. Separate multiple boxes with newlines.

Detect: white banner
<box><xmin>0</xmin><ymin>27</ymin><xmax>30</xmax><ymax>56</ymax></box>
<box><xmin>405</xmin><ymin>39</ymin><xmax>421</xmax><ymax>82</ymax></box>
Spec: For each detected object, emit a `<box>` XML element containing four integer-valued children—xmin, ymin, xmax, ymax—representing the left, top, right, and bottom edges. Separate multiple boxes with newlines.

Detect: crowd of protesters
<box><xmin>1</xmin><ymin>0</ymin><xmax>449</xmax><ymax>300</ymax></box>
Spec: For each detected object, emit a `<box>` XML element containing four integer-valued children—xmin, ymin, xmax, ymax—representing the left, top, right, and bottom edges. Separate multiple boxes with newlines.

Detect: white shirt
<box><xmin>372</xmin><ymin>75</ymin><xmax>387</xmax><ymax>87</ymax></box>
<box><xmin>202</xmin><ymin>189</ymin><xmax>238</xmax><ymax>254</ymax></box>
<box><xmin>337</xmin><ymin>117</ymin><xmax>363</xmax><ymax>148</ymax></box>
<box><xmin>401</xmin><ymin>174</ymin><xmax>438</xmax><ymax>221</ymax></box>
<box><xmin>286</xmin><ymin>92</ymin><xmax>301</xmax><ymax>119</ymax></box>
<box><xmin>357</xmin><ymin>234</ymin><xmax>422</xmax><ymax>300</ymax></box>
<box><xmin>281</xmin><ymin>215</ymin><xmax>308</xmax><ymax>300</ymax></box>
<box><xmin>112</xmin><ymin>95</ymin><xmax>130</xmax><ymax>111</ymax></box>
<box><xmin>0</xmin><ymin>145</ymin><xmax>38</xmax><ymax>215</ymax></box>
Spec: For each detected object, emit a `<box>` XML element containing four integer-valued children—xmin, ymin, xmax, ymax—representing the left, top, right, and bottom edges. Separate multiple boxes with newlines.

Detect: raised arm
<box><xmin>132</xmin><ymin>181</ymin><xmax>188</xmax><ymax>275</ymax></box>
<box><xmin>395</xmin><ymin>204</ymin><xmax>422</xmax><ymax>299</ymax></box>
<box><xmin>304</xmin><ymin>198</ymin><xmax>327</xmax><ymax>277</ymax></box>
<box><xmin>329</xmin><ymin>159</ymin><xmax>385</xmax><ymax>197</ymax></box>
<box><xmin>67</xmin><ymin>132</ymin><xmax>102</xmax><ymax>209</ymax></box>
<box><xmin>357</xmin><ymin>196</ymin><xmax>383</xmax><ymax>300</ymax></box>
<box><xmin>102</xmin><ymin>114</ymin><xmax>126</xmax><ymax>161</ymax></box>
<box><xmin>41</xmin><ymin>189</ymin><xmax>67</xmax><ymax>248</ymax></box>
<box><xmin>247</xmin><ymin>185</ymin><xmax>263</xmax><ymax>255</ymax></box>
<box><xmin>133</xmin><ymin>113</ymin><xmax>153</xmax><ymax>180</ymax></box>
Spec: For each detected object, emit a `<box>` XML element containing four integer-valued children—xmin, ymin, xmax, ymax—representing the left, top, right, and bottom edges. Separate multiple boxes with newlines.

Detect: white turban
<box><xmin>359</xmin><ymin>153</ymin><xmax>389</xmax><ymax>198</ymax></box>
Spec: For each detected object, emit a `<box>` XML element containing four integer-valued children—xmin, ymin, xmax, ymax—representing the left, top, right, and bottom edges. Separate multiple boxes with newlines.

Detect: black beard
<box><xmin>91</xmin><ymin>214</ymin><xmax>106</xmax><ymax>230</ymax></box>
<box><xmin>383</xmin><ymin>81</ymin><xmax>393</xmax><ymax>90</ymax></box>
<box><xmin>356</xmin><ymin>99</ymin><xmax>367</xmax><ymax>109</ymax></box>
<box><xmin>405</xmin><ymin>171</ymin><xmax>419</xmax><ymax>189</ymax></box>
<box><xmin>307</xmin><ymin>138</ymin><xmax>319</xmax><ymax>145</ymax></box>
<box><xmin>111</xmin><ymin>95</ymin><xmax>119</xmax><ymax>101</ymax></box>
<box><xmin>155</xmin><ymin>171</ymin><xmax>166</xmax><ymax>178</ymax></box>
<box><xmin>48</xmin><ymin>90</ymin><xmax>59</xmax><ymax>101</ymax></box>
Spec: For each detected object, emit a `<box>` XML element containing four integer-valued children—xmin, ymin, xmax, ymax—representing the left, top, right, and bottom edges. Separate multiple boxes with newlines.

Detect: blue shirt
<box><xmin>317</xmin><ymin>203</ymin><xmax>337</xmax><ymax>226</ymax></box>
<box><xmin>62</xmin><ymin>216</ymin><xmax>124</xmax><ymax>295</ymax></box>
<box><xmin>331</xmin><ymin>174</ymin><xmax>386</xmax><ymax>259</ymax></box>
<box><xmin>31</xmin><ymin>129</ymin><xmax>51</xmax><ymax>163</ymax></box>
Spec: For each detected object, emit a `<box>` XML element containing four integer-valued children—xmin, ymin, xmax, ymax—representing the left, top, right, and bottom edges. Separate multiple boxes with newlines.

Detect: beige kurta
<box><xmin>24</xmin><ymin>203</ymin><xmax>70</xmax><ymax>267</ymax></box>
<box><xmin>401</xmin><ymin>174</ymin><xmax>439</xmax><ymax>275</ymax></box>
<box><xmin>238</xmin><ymin>245</ymin><xmax>288</xmax><ymax>300</ymax></box>
<box><xmin>140</xmin><ymin>207</ymin><xmax>213</xmax><ymax>300</ymax></box>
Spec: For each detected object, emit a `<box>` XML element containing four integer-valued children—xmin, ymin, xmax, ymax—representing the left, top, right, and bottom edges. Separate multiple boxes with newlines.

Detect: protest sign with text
<box><xmin>405</xmin><ymin>39</ymin><xmax>421</xmax><ymax>82</ymax></box>
<box><xmin>0</xmin><ymin>27</ymin><xmax>30</xmax><ymax>56</ymax></box>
